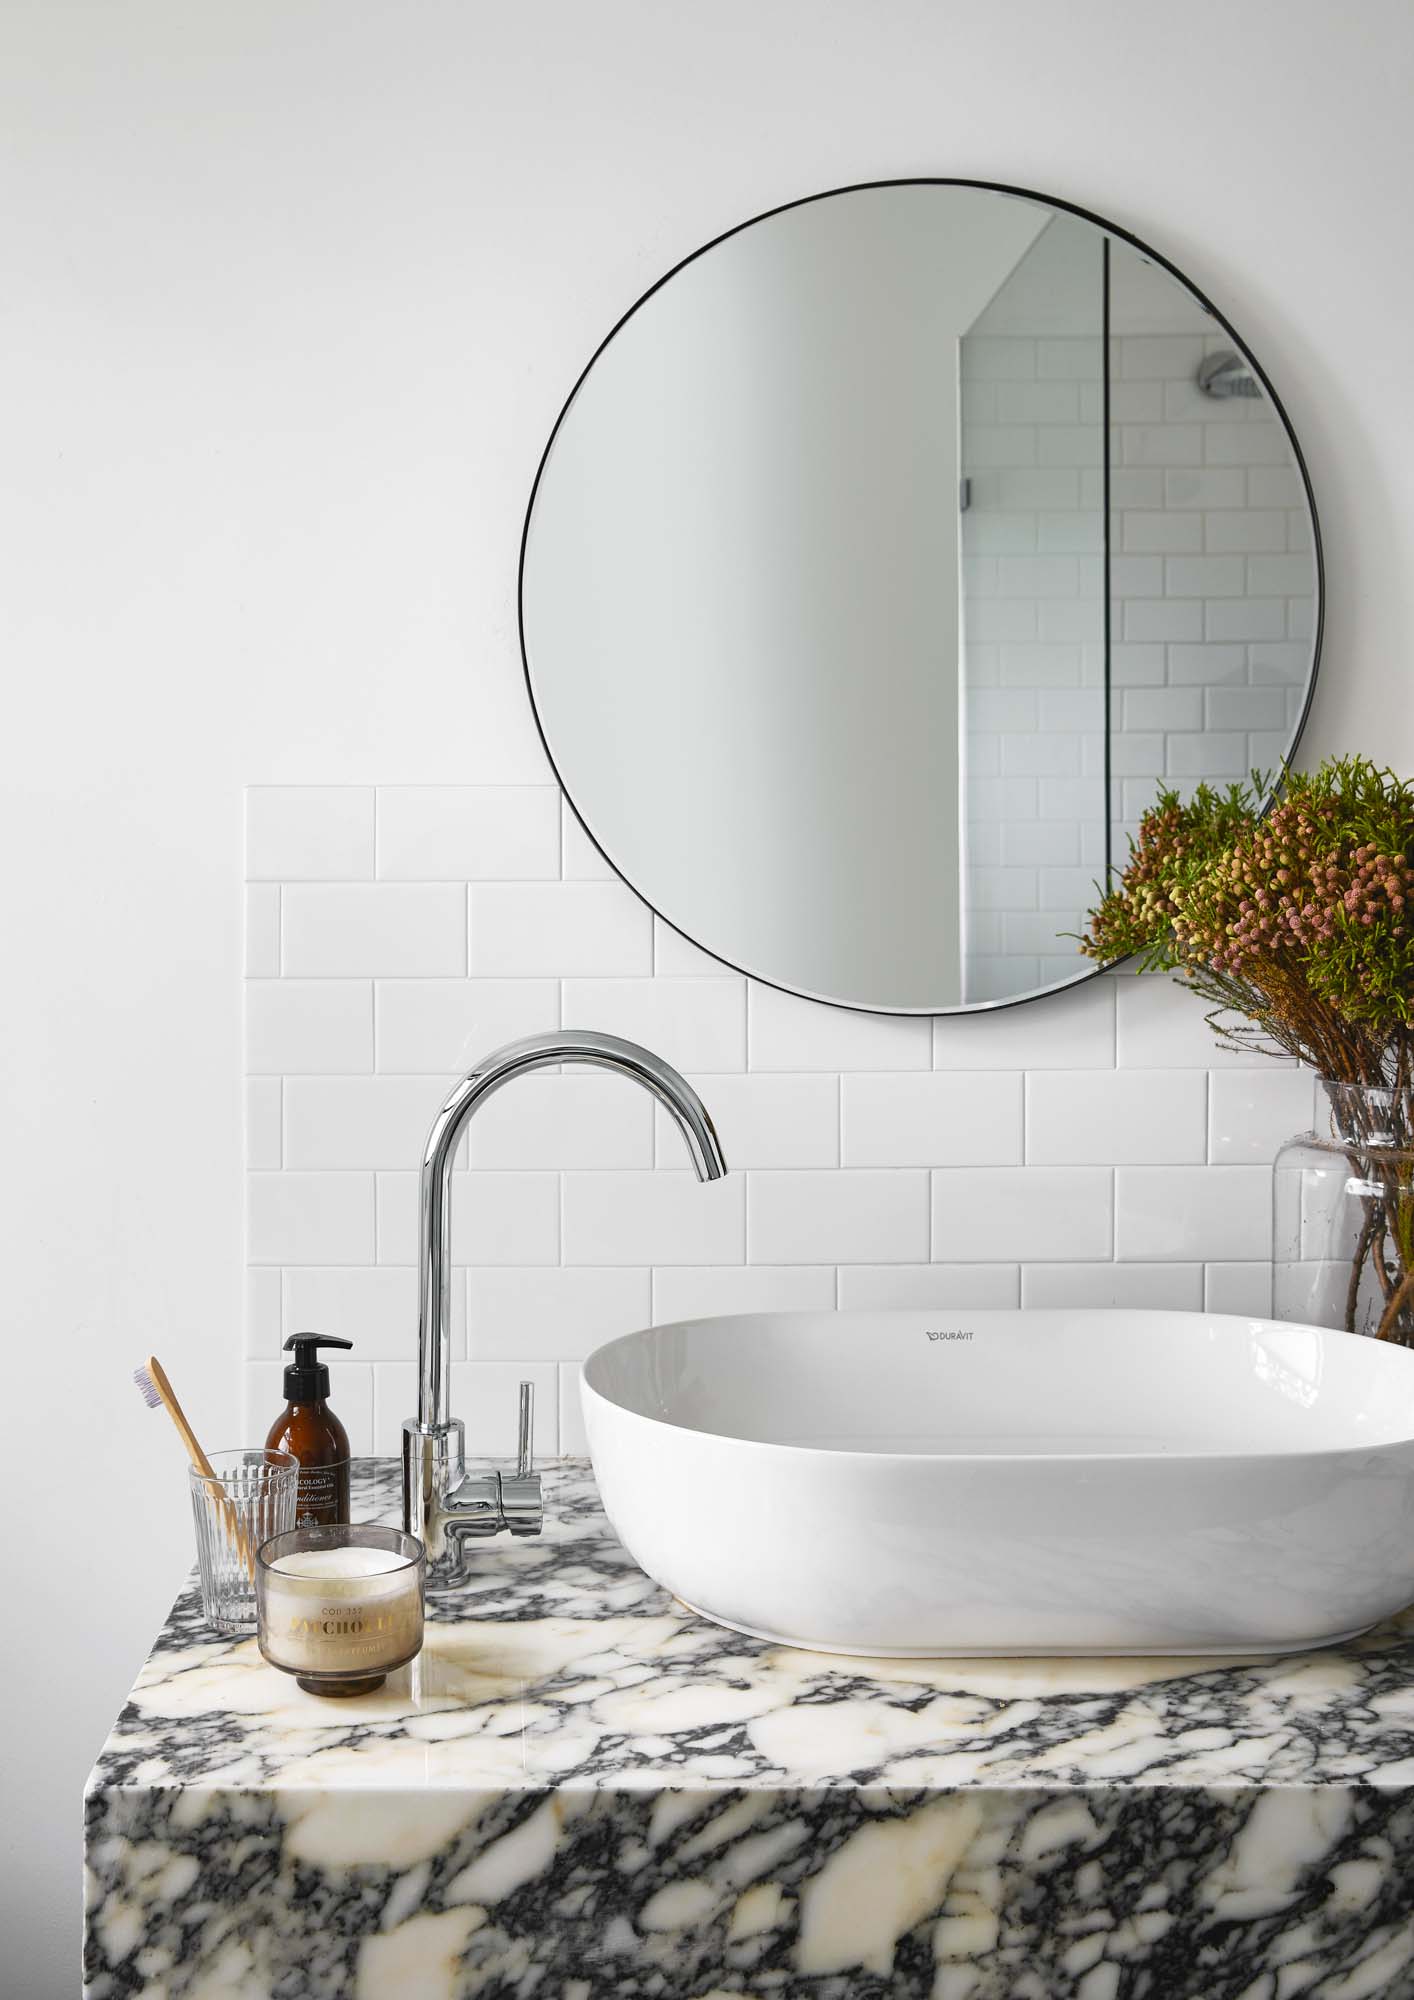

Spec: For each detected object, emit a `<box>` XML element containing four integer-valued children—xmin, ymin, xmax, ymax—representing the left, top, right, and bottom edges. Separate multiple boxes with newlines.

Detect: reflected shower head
<box><xmin>1197</xmin><ymin>350</ymin><xmax>1260</xmax><ymax>400</ymax></box>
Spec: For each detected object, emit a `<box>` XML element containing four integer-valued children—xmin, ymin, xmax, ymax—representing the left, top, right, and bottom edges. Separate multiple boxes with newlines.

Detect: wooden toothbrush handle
<box><xmin>147</xmin><ymin>1356</ymin><xmax>218</xmax><ymax>1480</ymax></box>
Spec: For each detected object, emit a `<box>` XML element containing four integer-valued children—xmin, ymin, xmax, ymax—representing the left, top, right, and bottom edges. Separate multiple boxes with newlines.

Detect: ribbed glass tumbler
<box><xmin>189</xmin><ymin>1448</ymin><xmax>299</xmax><ymax>1634</ymax></box>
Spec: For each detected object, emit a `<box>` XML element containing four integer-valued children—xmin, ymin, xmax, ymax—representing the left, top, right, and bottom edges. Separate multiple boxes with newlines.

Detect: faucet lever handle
<box><xmin>516</xmin><ymin>1380</ymin><xmax>534</xmax><ymax>1479</ymax></box>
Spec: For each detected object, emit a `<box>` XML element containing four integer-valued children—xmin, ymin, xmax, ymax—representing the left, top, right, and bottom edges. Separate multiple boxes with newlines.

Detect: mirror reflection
<box><xmin>521</xmin><ymin>183</ymin><xmax>1320</xmax><ymax>1013</ymax></box>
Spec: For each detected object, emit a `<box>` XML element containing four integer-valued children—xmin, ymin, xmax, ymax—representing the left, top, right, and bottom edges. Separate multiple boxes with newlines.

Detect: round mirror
<box><xmin>520</xmin><ymin>180</ymin><xmax>1321</xmax><ymax>1014</ymax></box>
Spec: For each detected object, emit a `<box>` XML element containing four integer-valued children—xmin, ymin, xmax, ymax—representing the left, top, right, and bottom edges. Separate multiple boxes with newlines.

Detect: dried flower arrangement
<box><xmin>1081</xmin><ymin>755</ymin><xmax>1414</xmax><ymax>1341</ymax></box>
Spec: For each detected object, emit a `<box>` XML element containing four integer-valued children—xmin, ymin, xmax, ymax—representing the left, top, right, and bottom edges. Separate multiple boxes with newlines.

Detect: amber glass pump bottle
<box><xmin>265</xmin><ymin>1333</ymin><xmax>354</xmax><ymax>1527</ymax></box>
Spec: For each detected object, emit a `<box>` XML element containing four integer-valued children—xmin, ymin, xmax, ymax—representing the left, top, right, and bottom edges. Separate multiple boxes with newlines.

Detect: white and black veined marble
<box><xmin>84</xmin><ymin>1459</ymin><xmax>1414</xmax><ymax>1998</ymax></box>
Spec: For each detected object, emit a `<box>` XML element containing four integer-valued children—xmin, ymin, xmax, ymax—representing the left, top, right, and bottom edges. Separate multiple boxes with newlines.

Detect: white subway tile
<box><xmin>561</xmin><ymin>809</ymin><xmax>615</xmax><ymax>880</ymax></box>
<box><xmin>1163</xmin><ymin>468</ymin><xmax>1245</xmax><ymax>509</ymax></box>
<box><xmin>748</xmin><ymin>1170</ymin><xmax>929</xmax><ymax>1265</ymax></box>
<box><xmin>934</xmin><ymin>977</ymin><xmax>1114</xmax><ymax>1069</ymax></box>
<box><xmin>247</xmin><ymin>1172</ymin><xmax>374</xmax><ymax>1265</ymax></box>
<box><xmin>1205</xmin><ymin>598</ymin><xmax>1286</xmax><ymax>642</ymax></box>
<box><xmin>1204</xmin><ymin>687</ymin><xmax>1289</xmax><ymax>732</ymax></box>
<box><xmin>246</xmin><ymin>787</ymin><xmax>374</xmax><ymax>881</ymax></box>
<box><xmin>245</xmin><ymin>1267</ymin><xmax>282</xmax><ymax>1355</ymax></box>
<box><xmin>837</xmin><ymin>1263</ymin><xmax>1020</xmax><ymax>1309</ymax></box>
<box><xmin>1166</xmin><ymin>732</ymin><xmax>1247</xmax><ymax>778</ymax></box>
<box><xmin>376</xmin><ymin>786</ymin><xmax>560</xmax><ymax>881</ymax></box>
<box><xmin>563</xmin><ymin>1171</ymin><xmax>744</xmax><ymax>1265</ymax></box>
<box><xmin>249</xmin><ymin>1360</ymin><xmax>374</xmax><ymax>1456</ymax></box>
<box><xmin>1205</xmin><ymin>1262</ymin><xmax>1274</xmax><ymax>1316</ymax></box>
<box><xmin>284</xmin><ymin>1266</ymin><xmax>421</xmax><ymax>1360</ymax></box>
<box><xmin>932</xmin><ymin>1168</ymin><xmax>1113</xmax><ymax>1261</ymax></box>
<box><xmin>559</xmin><ymin>1364</ymin><xmax>589</xmax><ymax>1454</ymax></box>
<box><xmin>1115</xmin><ymin>974</ymin><xmax>1273</xmax><ymax>1068</ymax></box>
<box><xmin>1115</xmin><ymin>1166</ymin><xmax>1271</xmax><ymax>1261</ymax></box>
<box><xmin>843</xmin><ymin>1074</ymin><xmax>1022</xmax><ymax>1167</ymax></box>
<box><xmin>246</xmin><ymin>885</ymin><xmax>281</xmax><ymax>976</ymax></box>
<box><xmin>1166</xmin><ymin>644</ymin><xmax>1248</xmax><ymax>686</ymax></box>
<box><xmin>1122</xmin><ymin>687</ymin><xmax>1203</xmax><ymax>733</ymax></box>
<box><xmin>562</xmin><ymin>977</ymin><xmax>745</xmax><ymax>1072</ymax></box>
<box><xmin>654</xmin><ymin>919</ymin><xmax>733</xmax><ymax>977</ymax></box>
<box><xmin>1020</xmin><ymin>1262</ymin><xmax>1202</xmax><ymax>1309</ymax></box>
<box><xmin>1204</xmin><ymin>422</ymin><xmax>1290</xmax><ymax>467</ymax></box>
<box><xmin>375</xmin><ymin>1170</ymin><xmax>559</xmax><ymax>1266</ymax></box>
<box><xmin>370</xmin><ymin>1360</ymin><xmax>557</xmax><ymax>1458</ymax></box>
<box><xmin>375</xmin><ymin>978</ymin><xmax>559</xmax><ymax>1073</ymax></box>
<box><xmin>1164</xmin><ymin>555</ymin><xmax>1247</xmax><ymax>598</ymax></box>
<box><xmin>246</xmin><ymin>980</ymin><xmax>373</xmax><ymax>1074</ymax></box>
<box><xmin>465</xmin><ymin>1072</ymin><xmax>654</xmax><ymax>1169</ymax></box>
<box><xmin>1027</xmin><ymin>1070</ymin><xmax>1207</xmax><ymax>1165</ymax></box>
<box><xmin>1121</xmin><ymin>511</ymin><xmax>1202</xmax><ymax>554</ymax></box>
<box><xmin>656</xmin><ymin>1073</ymin><xmax>838</xmax><ymax>1169</ymax></box>
<box><xmin>1001</xmin><ymin>821</ymin><xmax>1079</xmax><ymax>867</ymax></box>
<box><xmin>284</xmin><ymin>884</ymin><xmax>465</xmax><ymax>977</ymax></box>
<box><xmin>1208</xmin><ymin>1069</ymin><xmax>1315</xmax><ymax>1163</ymax></box>
<box><xmin>747</xmin><ymin>984</ymin><xmax>930</xmax><ymax>1071</ymax></box>
<box><xmin>285</xmin><ymin>1075</ymin><xmax>456</xmax><ymax>1170</ymax></box>
<box><xmin>1123</xmin><ymin>599</ymin><xmax>1203</xmax><ymax>643</ymax></box>
<box><xmin>1204</xmin><ymin>509</ymin><xmax>1288</xmax><ymax>554</ymax></box>
<box><xmin>469</xmin><ymin>882</ymin><xmax>651</xmax><ymax>977</ymax></box>
<box><xmin>652</xmin><ymin>1264</ymin><xmax>837</xmax><ymax>1321</ymax></box>
<box><xmin>468</xmin><ymin>1266</ymin><xmax>651</xmax><ymax>1361</ymax></box>
<box><xmin>1120</xmin><ymin>335</ymin><xmax>1204</xmax><ymax>380</ymax></box>
<box><xmin>245</xmin><ymin>1078</ymin><xmax>282</xmax><ymax>1170</ymax></box>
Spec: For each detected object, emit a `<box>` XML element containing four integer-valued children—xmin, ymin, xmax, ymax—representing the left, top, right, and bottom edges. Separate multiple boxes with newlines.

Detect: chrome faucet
<box><xmin>402</xmin><ymin>1030</ymin><xmax>728</xmax><ymax>1585</ymax></box>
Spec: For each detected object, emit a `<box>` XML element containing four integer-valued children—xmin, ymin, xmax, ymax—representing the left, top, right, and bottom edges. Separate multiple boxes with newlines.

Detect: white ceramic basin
<box><xmin>582</xmin><ymin>1309</ymin><xmax>1414</xmax><ymax>1656</ymax></box>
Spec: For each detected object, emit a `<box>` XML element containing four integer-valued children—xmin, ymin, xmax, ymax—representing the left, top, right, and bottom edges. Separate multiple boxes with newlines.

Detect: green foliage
<box><xmin>1080</xmin><ymin>756</ymin><xmax>1414</xmax><ymax>1085</ymax></box>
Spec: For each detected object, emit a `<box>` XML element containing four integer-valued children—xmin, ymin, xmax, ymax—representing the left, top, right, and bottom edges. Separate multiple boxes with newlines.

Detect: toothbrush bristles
<box><xmin>133</xmin><ymin>1363</ymin><xmax>161</xmax><ymax>1409</ymax></box>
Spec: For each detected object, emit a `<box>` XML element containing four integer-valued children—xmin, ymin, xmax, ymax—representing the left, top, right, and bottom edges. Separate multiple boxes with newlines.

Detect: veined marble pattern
<box><xmin>85</xmin><ymin>1459</ymin><xmax>1414</xmax><ymax>1997</ymax></box>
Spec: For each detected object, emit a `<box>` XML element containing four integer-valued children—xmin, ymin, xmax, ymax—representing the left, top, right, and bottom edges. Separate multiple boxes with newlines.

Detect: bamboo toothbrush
<box><xmin>134</xmin><ymin>1355</ymin><xmax>254</xmax><ymax>1573</ymax></box>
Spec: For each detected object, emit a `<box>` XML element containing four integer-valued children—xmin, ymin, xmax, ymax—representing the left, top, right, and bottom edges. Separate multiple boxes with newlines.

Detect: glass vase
<box><xmin>1274</xmin><ymin>1081</ymin><xmax>1414</xmax><ymax>1345</ymax></box>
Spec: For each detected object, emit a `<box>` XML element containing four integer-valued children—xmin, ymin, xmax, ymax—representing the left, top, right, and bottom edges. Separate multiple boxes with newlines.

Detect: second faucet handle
<box><xmin>500</xmin><ymin>1380</ymin><xmax>543</xmax><ymax>1537</ymax></box>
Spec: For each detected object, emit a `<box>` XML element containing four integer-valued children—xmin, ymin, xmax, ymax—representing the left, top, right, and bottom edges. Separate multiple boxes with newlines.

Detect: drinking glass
<box><xmin>189</xmin><ymin>1448</ymin><xmax>299</xmax><ymax>1633</ymax></box>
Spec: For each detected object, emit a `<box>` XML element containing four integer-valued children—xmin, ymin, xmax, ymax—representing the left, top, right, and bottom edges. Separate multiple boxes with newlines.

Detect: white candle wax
<box><xmin>259</xmin><ymin>1540</ymin><xmax>423</xmax><ymax>1684</ymax></box>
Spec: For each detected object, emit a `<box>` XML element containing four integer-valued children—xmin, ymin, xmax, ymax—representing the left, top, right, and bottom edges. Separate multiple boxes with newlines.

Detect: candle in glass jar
<box><xmin>256</xmin><ymin>1526</ymin><xmax>424</xmax><ymax>1696</ymax></box>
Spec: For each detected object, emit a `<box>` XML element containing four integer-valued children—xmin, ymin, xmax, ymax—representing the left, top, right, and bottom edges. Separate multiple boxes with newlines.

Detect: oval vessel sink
<box><xmin>582</xmin><ymin>1310</ymin><xmax>1414</xmax><ymax>1656</ymax></box>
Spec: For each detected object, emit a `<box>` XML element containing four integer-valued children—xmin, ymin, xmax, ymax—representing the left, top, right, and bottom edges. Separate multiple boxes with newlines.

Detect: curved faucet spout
<box><xmin>404</xmin><ymin>1031</ymin><xmax>727</xmax><ymax>1581</ymax></box>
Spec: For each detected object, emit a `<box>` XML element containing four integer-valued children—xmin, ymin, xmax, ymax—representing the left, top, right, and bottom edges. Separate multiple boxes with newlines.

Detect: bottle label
<box><xmin>295</xmin><ymin>1460</ymin><xmax>351</xmax><ymax>1528</ymax></box>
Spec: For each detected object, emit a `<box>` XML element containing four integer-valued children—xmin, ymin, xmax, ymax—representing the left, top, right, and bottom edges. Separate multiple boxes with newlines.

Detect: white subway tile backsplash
<box><xmin>933</xmin><ymin>977</ymin><xmax>1114</xmax><ymax>1069</ymax></box>
<box><xmin>749</xmin><ymin>1169</ymin><xmax>929</xmax><ymax>1265</ymax></box>
<box><xmin>561</xmin><ymin>809</ymin><xmax>614</xmax><ymax>880</ymax></box>
<box><xmin>375</xmin><ymin>1170</ymin><xmax>560</xmax><ymax>1267</ymax></box>
<box><xmin>748</xmin><ymin>983</ymin><xmax>931</xmax><ymax>1071</ymax></box>
<box><xmin>1115</xmin><ymin>1166</ymin><xmax>1271</xmax><ymax>1261</ymax></box>
<box><xmin>375</xmin><ymin>978</ymin><xmax>559</xmax><ymax>1073</ymax></box>
<box><xmin>932</xmin><ymin>1167</ymin><xmax>1112</xmax><ymax>1261</ymax></box>
<box><xmin>283</xmin><ymin>1266</ymin><xmax>421</xmax><ymax>1360</ymax></box>
<box><xmin>469</xmin><ymin>881</ymin><xmax>652</xmax><ymax>977</ymax></box>
<box><xmin>464</xmin><ymin>1072</ymin><xmax>654</xmax><ymax>1169</ymax></box>
<box><xmin>837</xmin><ymin>1263</ymin><xmax>1020</xmax><ymax>1309</ymax></box>
<box><xmin>245</xmin><ymin>1077</ymin><xmax>282</xmax><ymax>1171</ymax></box>
<box><xmin>246</xmin><ymin>884</ymin><xmax>281</xmax><ymax>977</ymax></box>
<box><xmin>1204</xmin><ymin>1262</ymin><xmax>1274</xmax><ymax>1316</ymax></box>
<box><xmin>247</xmin><ymin>980</ymin><xmax>372</xmax><ymax>1075</ymax></box>
<box><xmin>369</xmin><ymin>1361</ymin><xmax>557</xmax><ymax>1459</ymax></box>
<box><xmin>843</xmin><ymin>1073</ymin><xmax>1022</xmax><ymax>1167</ymax></box>
<box><xmin>562</xmin><ymin>977</ymin><xmax>746</xmax><ymax>1073</ymax></box>
<box><xmin>1208</xmin><ymin>1069</ymin><xmax>1316</xmax><ymax>1163</ymax></box>
<box><xmin>559</xmin><ymin>1365</ymin><xmax>589</xmax><ymax>1454</ymax></box>
<box><xmin>655</xmin><ymin>1072</ymin><xmax>838</xmax><ymax>1169</ymax></box>
<box><xmin>248</xmin><ymin>1172</ymin><xmax>374</xmax><ymax>1265</ymax></box>
<box><xmin>284</xmin><ymin>1074</ymin><xmax>456</xmax><ymax>1170</ymax></box>
<box><xmin>284</xmin><ymin>884</ymin><xmax>465</xmax><ymax>977</ymax></box>
<box><xmin>652</xmin><ymin>1264</ymin><xmax>836</xmax><ymax>1321</ymax></box>
<box><xmin>246</xmin><ymin>787</ymin><xmax>374</xmax><ymax>881</ymax></box>
<box><xmin>1027</xmin><ymin>1070</ymin><xmax>1207</xmax><ymax>1165</ymax></box>
<box><xmin>564</xmin><ymin>1170</ymin><xmax>744</xmax><ymax>1266</ymax></box>
<box><xmin>376</xmin><ymin>786</ymin><xmax>559</xmax><ymax>881</ymax></box>
<box><xmin>468</xmin><ymin>1266</ymin><xmax>651</xmax><ymax>1361</ymax></box>
<box><xmin>1019</xmin><ymin>1262</ymin><xmax>1203</xmax><ymax>1309</ymax></box>
<box><xmin>246</xmin><ymin>789</ymin><xmax>1314</xmax><ymax>1429</ymax></box>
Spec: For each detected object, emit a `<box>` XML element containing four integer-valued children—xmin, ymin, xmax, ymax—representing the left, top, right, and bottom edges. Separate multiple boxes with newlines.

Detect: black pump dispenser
<box><xmin>282</xmin><ymin>1333</ymin><xmax>353</xmax><ymax>1403</ymax></box>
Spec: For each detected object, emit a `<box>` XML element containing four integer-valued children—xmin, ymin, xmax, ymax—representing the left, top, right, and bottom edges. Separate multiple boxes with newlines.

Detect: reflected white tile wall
<box><xmin>244</xmin><ymin>786</ymin><xmax>1308</xmax><ymax>1452</ymax></box>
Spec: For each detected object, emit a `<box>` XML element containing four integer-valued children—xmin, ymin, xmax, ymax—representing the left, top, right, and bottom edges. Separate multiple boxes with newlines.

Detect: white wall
<box><xmin>5</xmin><ymin>2</ymin><xmax>1414</xmax><ymax>1991</ymax></box>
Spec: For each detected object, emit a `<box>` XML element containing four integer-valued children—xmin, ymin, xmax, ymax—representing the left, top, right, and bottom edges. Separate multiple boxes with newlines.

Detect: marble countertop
<box><xmin>84</xmin><ymin>1457</ymin><xmax>1414</xmax><ymax>1999</ymax></box>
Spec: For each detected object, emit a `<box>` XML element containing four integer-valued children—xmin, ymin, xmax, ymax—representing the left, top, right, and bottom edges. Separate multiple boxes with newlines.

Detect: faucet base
<box><xmin>402</xmin><ymin>1416</ymin><xmax>544</xmax><ymax>1587</ymax></box>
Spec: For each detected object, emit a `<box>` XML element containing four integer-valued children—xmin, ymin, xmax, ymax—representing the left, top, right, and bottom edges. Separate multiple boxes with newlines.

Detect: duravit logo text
<box><xmin>925</xmin><ymin>1328</ymin><xmax>975</xmax><ymax>1343</ymax></box>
